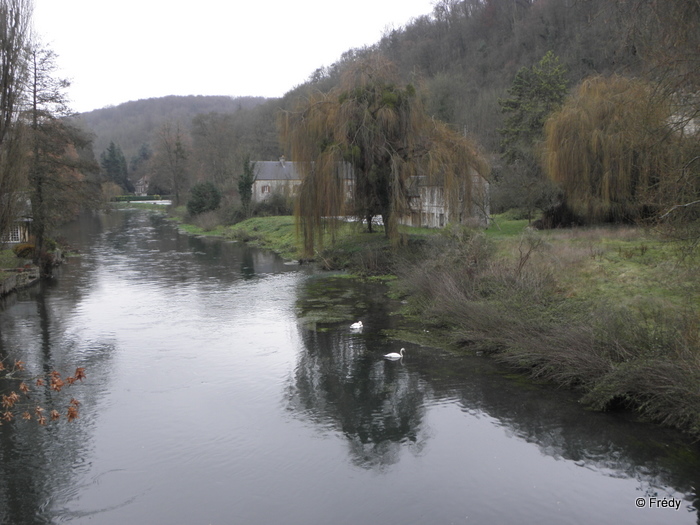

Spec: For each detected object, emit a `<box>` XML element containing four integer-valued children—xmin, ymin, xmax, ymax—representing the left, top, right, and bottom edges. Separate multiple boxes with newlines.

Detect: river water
<box><xmin>0</xmin><ymin>209</ymin><xmax>698</xmax><ymax>525</ymax></box>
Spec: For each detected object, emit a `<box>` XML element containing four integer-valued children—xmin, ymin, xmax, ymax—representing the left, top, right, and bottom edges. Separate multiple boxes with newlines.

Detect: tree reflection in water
<box><xmin>287</xmin><ymin>328</ymin><xmax>430</xmax><ymax>469</ymax></box>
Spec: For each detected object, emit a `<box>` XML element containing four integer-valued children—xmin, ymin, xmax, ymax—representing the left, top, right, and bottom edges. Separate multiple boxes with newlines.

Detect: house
<box><xmin>251</xmin><ymin>157</ymin><xmax>302</xmax><ymax>203</ymax></box>
<box><xmin>134</xmin><ymin>175</ymin><xmax>150</xmax><ymax>196</ymax></box>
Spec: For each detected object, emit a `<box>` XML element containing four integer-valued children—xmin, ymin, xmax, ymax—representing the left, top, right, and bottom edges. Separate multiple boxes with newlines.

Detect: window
<box><xmin>4</xmin><ymin>225</ymin><xmax>21</xmax><ymax>243</ymax></box>
<box><xmin>261</xmin><ymin>185</ymin><xmax>271</xmax><ymax>194</ymax></box>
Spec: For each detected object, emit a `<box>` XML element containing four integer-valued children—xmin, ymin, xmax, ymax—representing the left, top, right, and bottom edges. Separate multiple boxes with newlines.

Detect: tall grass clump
<box><xmin>397</xmin><ymin>225</ymin><xmax>700</xmax><ymax>438</ymax></box>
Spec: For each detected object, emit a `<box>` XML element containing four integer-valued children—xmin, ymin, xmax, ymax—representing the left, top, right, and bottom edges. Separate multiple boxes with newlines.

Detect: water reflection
<box><xmin>288</xmin><ymin>276</ymin><xmax>700</xmax><ymax>519</ymax></box>
<box><xmin>1</xmin><ymin>209</ymin><xmax>301</xmax><ymax>524</ymax></box>
<box><xmin>288</xmin><ymin>328</ymin><xmax>430</xmax><ymax>468</ymax></box>
<box><xmin>0</xmin><ymin>280</ymin><xmax>115</xmax><ymax>525</ymax></box>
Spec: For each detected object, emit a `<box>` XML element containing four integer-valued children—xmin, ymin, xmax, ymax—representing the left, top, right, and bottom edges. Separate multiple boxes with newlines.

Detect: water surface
<box><xmin>0</xmin><ymin>209</ymin><xmax>698</xmax><ymax>524</ymax></box>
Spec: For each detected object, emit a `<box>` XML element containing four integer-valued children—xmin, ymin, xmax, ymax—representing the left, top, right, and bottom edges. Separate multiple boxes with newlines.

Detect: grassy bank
<box><xmin>396</xmin><ymin>223</ymin><xmax>700</xmax><ymax>438</ymax></box>
<box><xmin>174</xmin><ymin>212</ymin><xmax>700</xmax><ymax>438</ymax></box>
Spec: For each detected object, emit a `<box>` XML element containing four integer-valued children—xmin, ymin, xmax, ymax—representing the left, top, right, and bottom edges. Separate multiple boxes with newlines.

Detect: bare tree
<box><xmin>150</xmin><ymin>121</ymin><xmax>191</xmax><ymax>206</ymax></box>
<box><xmin>0</xmin><ymin>0</ymin><xmax>32</xmax><ymax>242</ymax></box>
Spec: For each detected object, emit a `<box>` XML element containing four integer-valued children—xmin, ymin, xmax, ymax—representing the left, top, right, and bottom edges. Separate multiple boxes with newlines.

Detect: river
<box><xmin>0</xmin><ymin>209</ymin><xmax>698</xmax><ymax>525</ymax></box>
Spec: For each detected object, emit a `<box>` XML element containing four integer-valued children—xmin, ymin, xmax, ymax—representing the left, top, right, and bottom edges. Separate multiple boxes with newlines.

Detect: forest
<box><xmin>75</xmin><ymin>0</ymin><xmax>698</xmax><ymax>233</ymax></box>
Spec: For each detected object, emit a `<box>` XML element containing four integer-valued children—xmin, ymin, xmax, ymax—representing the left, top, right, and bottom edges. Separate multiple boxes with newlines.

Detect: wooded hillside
<box><xmin>77</xmin><ymin>95</ymin><xmax>270</xmax><ymax>162</ymax></box>
<box><xmin>77</xmin><ymin>0</ymin><xmax>698</xmax><ymax>223</ymax></box>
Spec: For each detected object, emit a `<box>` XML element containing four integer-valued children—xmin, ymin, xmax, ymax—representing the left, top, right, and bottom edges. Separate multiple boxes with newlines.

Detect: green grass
<box><xmin>223</xmin><ymin>216</ymin><xmax>301</xmax><ymax>260</ymax></box>
<box><xmin>484</xmin><ymin>216</ymin><xmax>530</xmax><ymax>238</ymax></box>
<box><xmin>0</xmin><ymin>248</ymin><xmax>24</xmax><ymax>269</ymax></box>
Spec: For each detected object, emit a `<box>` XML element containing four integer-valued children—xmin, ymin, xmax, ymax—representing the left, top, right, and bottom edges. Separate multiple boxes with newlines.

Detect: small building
<box><xmin>251</xmin><ymin>157</ymin><xmax>302</xmax><ymax>203</ymax></box>
<box><xmin>134</xmin><ymin>175</ymin><xmax>150</xmax><ymax>196</ymax></box>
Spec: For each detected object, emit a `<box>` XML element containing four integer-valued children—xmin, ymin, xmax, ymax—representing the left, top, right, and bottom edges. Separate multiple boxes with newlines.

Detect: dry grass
<box><xmin>397</xmin><ymin>224</ymin><xmax>700</xmax><ymax>438</ymax></box>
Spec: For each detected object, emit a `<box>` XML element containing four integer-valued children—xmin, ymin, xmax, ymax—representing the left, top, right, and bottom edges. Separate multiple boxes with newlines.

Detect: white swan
<box><xmin>350</xmin><ymin>321</ymin><xmax>363</xmax><ymax>330</ymax></box>
<box><xmin>384</xmin><ymin>348</ymin><xmax>405</xmax><ymax>360</ymax></box>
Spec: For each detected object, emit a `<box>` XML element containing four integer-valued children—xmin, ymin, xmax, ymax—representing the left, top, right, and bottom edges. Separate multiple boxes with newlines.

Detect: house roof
<box><xmin>253</xmin><ymin>159</ymin><xmax>355</xmax><ymax>181</ymax></box>
<box><xmin>254</xmin><ymin>160</ymin><xmax>301</xmax><ymax>181</ymax></box>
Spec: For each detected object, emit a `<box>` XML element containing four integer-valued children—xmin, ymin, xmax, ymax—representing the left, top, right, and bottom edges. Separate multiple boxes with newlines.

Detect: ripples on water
<box><xmin>0</xmin><ymin>210</ymin><xmax>698</xmax><ymax>525</ymax></box>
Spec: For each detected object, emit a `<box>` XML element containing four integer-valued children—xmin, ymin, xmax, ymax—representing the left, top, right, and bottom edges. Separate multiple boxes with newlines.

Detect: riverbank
<box><xmin>0</xmin><ymin>266</ymin><xmax>40</xmax><ymax>297</ymax></box>
<box><xmin>171</xmin><ymin>212</ymin><xmax>700</xmax><ymax>439</ymax></box>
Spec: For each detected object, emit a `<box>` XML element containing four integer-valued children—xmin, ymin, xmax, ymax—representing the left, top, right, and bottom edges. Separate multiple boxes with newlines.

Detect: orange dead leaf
<box><xmin>37</xmin><ymin>416</ymin><xmax>47</xmax><ymax>426</ymax></box>
<box><xmin>2</xmin><ymin>392</ymin><xmax>19</xmax><ymax>409</ymax></box>
<box><xmin>36</xmin><ymin>378</ymin><xmax>45</xmax><ymax>387</ymax></box>
<box><xmin>19</xmin><ymin>382</ymin><xmax>30</xmax><ymax>394</ymax></box>
<box><xmin>66</xmin><ymin>406</ymin><xmax>79</xmax><ymax>422</ymax></box>
<box><xmin>74</xmin><ymin>368</ymin><xmax>86</xmax><ymax>381</ymax></box>
<box><xmin>2</xmin><ymin>411</ymin><xmax>13</xmax><ymax>422</ymax></box>
<box><xmin>51</xmin><ymin>377</ymin><xmax>65</xmax><ymax>392</ymax></box>
<box><xmin>22</xmin><ymin>411</ymin><xmax>31</xmax><ymax>420</ymax></box>
<box><xmin>50</xmin><ymin>410</ymin><xmax>60</xmax><ymax>421</ymax></box>
<box><xmin>14</xmin><ymin>360</ymin><xmax>25</xmax><ymax>370</ymax></box>
<box><xmin>69</xmin><ymin>398</ymin><xmax>81</xmax><ymax>407</ymax></box>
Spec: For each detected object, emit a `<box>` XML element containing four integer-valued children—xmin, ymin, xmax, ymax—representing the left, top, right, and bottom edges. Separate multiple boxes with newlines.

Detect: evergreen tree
<box><xmin>100</xmin><ymin>141</ymin><xmax>132</xmax><ymax>192</ymax></box>
<box><xmin>187</xmin><ymin>181</ymin><xmax>221</xmax><ymax>216</ymax></box>
<box><xmin>499</xmin><ymin>51</ymin><xmax>568</xmax><ymax>164</ymax></box>
<box><xmin>237</xmin><ymin>155</ymin><xmax>256</xmax><ymax>218</ymax></box>
<box><xmin>496</xmin><ymin>51</ymin><xmax>568</xmax><ymax>218</ymax></box>
<box><xmin>129</xmin><ymin>143</ymin><xmax>152</xmax><ymax>173</ymax></box>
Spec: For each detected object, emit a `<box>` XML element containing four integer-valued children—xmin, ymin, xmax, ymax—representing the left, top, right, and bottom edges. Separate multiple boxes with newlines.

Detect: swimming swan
<box><xmin>384</xmin><ymin>348</ymin><xmax>405</xmax><ymax>360</ymax></box>
<box><xmin>350</xmin><ymin>321</ymin><xmax>363</xmax><ymax>330</ymax></box>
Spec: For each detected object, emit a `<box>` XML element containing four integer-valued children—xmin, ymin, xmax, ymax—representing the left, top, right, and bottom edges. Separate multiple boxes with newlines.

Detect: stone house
<box><xmin>251</xmin><ymin>157</ymin><xmax>302</xmax><ymax>203</ymax></box>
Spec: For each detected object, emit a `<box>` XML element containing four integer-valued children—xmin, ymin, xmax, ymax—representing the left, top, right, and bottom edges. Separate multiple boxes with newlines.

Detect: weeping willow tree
<box><xmin>280</xmin><ymin>55</ymin><xmax>489</xmax><ymax>256</ymax></box>
<box><xmin>542</xmin><ymin>75</ymin><xmax>673</xmax><ymax>223</ymax></box>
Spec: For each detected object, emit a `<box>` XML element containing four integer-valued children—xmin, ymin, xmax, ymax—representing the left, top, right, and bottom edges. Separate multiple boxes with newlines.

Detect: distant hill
<box><xmin>76</xmin><ymin>95</ymin><xmax>270</xmax><ymax>162</ymax></box>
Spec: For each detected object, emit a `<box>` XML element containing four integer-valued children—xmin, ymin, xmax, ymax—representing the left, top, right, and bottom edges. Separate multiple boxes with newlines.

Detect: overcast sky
<box><xmin>33</xmin><ymin>0</ymin><xmax>436</xmax><ymax>114</ymax></box>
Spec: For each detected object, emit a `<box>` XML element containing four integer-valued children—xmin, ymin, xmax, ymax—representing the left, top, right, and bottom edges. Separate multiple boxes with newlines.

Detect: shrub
<box><xmin>193</xmin><ymin>210</ymin><xmax>220</xmax><ymax>232</ymax></box>
<box><xmin>187</xmin><ymin>182</ymin><xmax>222</xmax><ymax>216</ymax></box>
<box><xmin>252</xmin><ymin>191</ymin><xmax>293</xmax><ymax>217</ymax></box>
<box><xmin>12</xmin><ymin>243</ymin><xmax>34</xmax><ymax>259</ymax></box>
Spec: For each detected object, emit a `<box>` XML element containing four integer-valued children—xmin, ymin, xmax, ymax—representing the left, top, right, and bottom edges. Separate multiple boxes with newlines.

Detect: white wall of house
<box><xmin>400</xmin><ymin>173</ymin><xmax>490</xmax><ymax>228</ymax></box>
<box><xmin>252</xmin><ymin>178</ymin><xmax>301</xmax><ymax>202</ymax></box>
